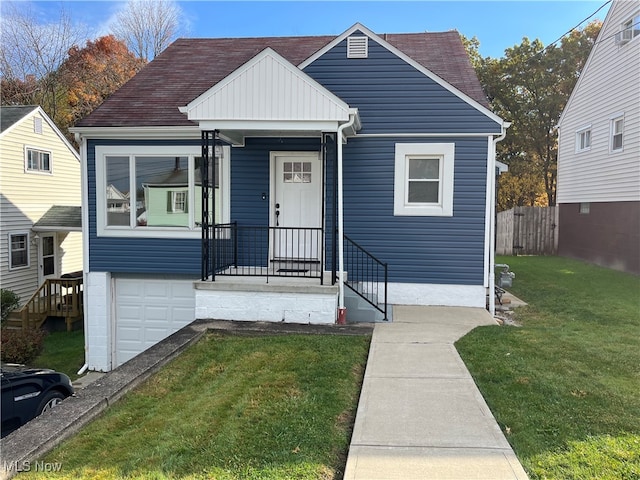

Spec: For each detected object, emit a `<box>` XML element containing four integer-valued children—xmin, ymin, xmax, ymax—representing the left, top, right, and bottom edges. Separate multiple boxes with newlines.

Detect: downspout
<box><xmin>488</xmin><ymin>123</ymin><xmax>509</xmax><ymax>316</ymax></box>
<box><xmin>336</xmin><ymin>112</ymin><xmax>357</xmax><ymax>323</ymax></box>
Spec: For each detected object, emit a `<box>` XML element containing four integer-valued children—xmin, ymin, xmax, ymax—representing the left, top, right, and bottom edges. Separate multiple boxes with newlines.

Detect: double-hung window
<box><xmin>96</xmin><ymin>145</ymin><xmax>229</xmax><ymax>237</ymax></box>
<box><xmin>25</xmin><ymin>148</ymin><xmax>51</xmax><ymax>173</ymax></box>
<box><xmin>9</xmin><ymin>233</ymin><xmax>29</xmax><ymax>269</ymax></box>
<box><xmin>610</xmin><ymin>115</ymin><xmax>624</xmax><ymax>152</ymax></box>
<box><xmin>394</xmin><ymin>143</ymin><xmax>455</xmax><ymax>216</ymax></box>
<box><xmin>575</xmin><ymin>126</ymin><xmax>591</xmax><ymax>152</ymax></box>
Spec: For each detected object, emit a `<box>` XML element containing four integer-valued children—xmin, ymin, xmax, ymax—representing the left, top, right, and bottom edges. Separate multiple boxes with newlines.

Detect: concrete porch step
<box><xmin>345</xmin><ymin>288</ymin><xmax>391</xmax><ymax>323</ymax></box>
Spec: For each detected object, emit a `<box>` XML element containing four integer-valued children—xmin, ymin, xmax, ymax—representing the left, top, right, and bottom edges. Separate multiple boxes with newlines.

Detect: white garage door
<box><xmin>115</xmin><ymin>278</ymin><xmax>195</xmax><ymax>367</ymax></box>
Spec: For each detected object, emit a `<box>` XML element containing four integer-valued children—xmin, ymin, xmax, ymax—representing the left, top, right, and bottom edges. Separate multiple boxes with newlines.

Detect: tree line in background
<box><xmin>464</xmin><ymin>20</ymin><xmax>601</xmax><ymax>210</ymax></box>
<box><xmin>0</xmin><ymin>1</ymin><xmax>601</xmax><ymax>210</ymax></box>
<box><xmin>0</xmin><ymin>0</ymin><xmax>182</xmax><ymax>145</ymax></box>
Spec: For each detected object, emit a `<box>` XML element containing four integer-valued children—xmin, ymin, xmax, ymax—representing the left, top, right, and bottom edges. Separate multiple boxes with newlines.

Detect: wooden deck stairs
<box><xmin>5</xmin><ymin>276</ymin><xmax>83</xmax><ymax>331</ymax></box>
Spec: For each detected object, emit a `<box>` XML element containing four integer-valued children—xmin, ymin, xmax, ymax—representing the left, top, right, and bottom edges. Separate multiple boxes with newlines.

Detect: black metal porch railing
<box><xmin>208</xmin><ymin>222</ymin><xmax>324</xmax><ymax>282</ymax></box>
<box><xmin>344</xmin><ymin>235</ymin><xmax>388</xmax><ymax>320</ymax></box>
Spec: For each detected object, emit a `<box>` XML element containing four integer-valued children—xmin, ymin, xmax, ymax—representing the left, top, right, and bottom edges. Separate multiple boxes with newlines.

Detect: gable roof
<box><xmin>76</xmin><ymin>27</ymin><xmax>490</xmax><ymax>129</ymax></box>
<box><xmin>1</xmin><ymin>105</ymin><xmax>80</xmax><ymax>160</ymax></box>
<box><xmin>0</xmin><ymin>105</ymin><xmax>39</xmax><ymax>133</ymax></box>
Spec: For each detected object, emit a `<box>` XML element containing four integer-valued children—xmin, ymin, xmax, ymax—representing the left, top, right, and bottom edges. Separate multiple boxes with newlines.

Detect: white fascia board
<box><xmin>200</xmin><ymin>120</ymin><xmax>341</xmax><ymax>132</ymax></box>
<box><xmin>69</xmin><ymin>126</ymin><xmax>201</xmax><ymax>140</ymax></box>
<box><xmin>32</xmin><ymin>225</ymin><xmax>82</xmax><ymax>232</ymax></box>
<box><xmin>182</xmin><ymin>47</ymin><xmax>352</xmax><ymax>122</ymax></box>
<box><xmin>300</xmin><ymin>23</ymin><xmax>505</xmax><ymax>128</ymax></box>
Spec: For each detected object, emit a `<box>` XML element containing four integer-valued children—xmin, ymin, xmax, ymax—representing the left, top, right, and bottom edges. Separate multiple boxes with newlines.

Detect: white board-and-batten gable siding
<box><xmin>557</xmin><ymin>0</ymin><xmax>640</xmax><ymax>204</ymax></box>
<box><xmin>0</xmin><ymin>107</ymin><xmax>82</xmax><ymax>301</ymax></box>
<box><xmin>181</xmin><ymin>47</ymin><xmax>351</xmax><ymax>126</ymax></box>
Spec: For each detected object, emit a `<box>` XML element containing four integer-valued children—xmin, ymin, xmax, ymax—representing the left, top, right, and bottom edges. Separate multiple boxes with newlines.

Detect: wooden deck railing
<box><xmin>17</xmin><ymin>275</ymin><xmax>83</xmax><ymax>331</ymax></box>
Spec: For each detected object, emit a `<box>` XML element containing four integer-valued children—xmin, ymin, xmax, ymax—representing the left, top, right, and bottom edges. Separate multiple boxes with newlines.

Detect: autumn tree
<box><xmin>466</xmin><ymin>21</ymin><xmax>601</xmax><ymax>209</ymax></box>
<box><xmin>58</xmin><ymin>35</ymin><xmax>146</xmax><ymax>132</ymax></box>
<box><xmin>0</xmin><ymin>1</ymin><xmax>86</xmax><ymax>118</ymax></box>
<box><xmin>110</xmin><ymin>0</ymin><xmax>183</xmax><ymax>61</ymax></box>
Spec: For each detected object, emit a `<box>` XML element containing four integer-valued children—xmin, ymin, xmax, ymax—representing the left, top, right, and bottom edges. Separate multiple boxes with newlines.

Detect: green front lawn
<box><xmin>32</xmin><ymin>330</ymin><xmax>85</xmax><ymax>381</ymax></box>
<box><xmin>22</xmin><ymin>333</ymin><xmax>371</xmax><ymax>479</ymax></box>
<box><xmin>456</xmin><ymin>256</ymin><xmax>640</xmax><ymax>479</ymax></box>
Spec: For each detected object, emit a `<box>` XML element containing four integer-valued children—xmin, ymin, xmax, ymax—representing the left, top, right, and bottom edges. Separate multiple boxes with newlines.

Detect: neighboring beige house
<box><xmin>556</xmin><ymin>0</ymin><xmax>640</xmax><ymax>274</ymax></box>
<box><xmin>0</xmin><ymin>106</ymin><xmax>83</xmax><ymax>304</ymax></box>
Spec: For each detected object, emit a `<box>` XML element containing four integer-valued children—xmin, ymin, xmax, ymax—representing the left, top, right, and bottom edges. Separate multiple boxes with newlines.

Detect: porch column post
<box><xmin>323</xmin><ymin>133</ymin><xmax>338</xmax><ymax>286</ymax></box>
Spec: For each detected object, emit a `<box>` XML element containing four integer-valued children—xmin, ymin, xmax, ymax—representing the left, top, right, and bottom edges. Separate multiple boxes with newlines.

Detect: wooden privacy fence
<box><xmin>496</xmin><ymin>206</ymin><xmax>558</xmax><ymax>255</ymax></box>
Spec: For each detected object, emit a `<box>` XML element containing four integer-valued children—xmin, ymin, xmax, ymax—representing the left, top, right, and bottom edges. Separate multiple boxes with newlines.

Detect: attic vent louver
<box><xmin>33</xmin><ymin>116</ymin><xmax>43</xmax><ymax>134</ymax></box>
<box><xmin>347</xmin><ymin>36</ymin><xmax>368</xmax><ymax>58</ymax></box>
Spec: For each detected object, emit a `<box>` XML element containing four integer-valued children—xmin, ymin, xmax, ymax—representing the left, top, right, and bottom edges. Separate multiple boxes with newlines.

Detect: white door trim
<box><xmin>269</xmin><ymin>151</ymin><xmax>323</xmax><ymax>261</ymax></box>
<box><xmin>38</xmin><ymin>233</ymin><xmax>57</xmax><ymax>284</ymax></box>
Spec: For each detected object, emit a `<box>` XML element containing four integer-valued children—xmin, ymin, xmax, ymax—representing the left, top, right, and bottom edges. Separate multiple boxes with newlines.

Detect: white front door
<box><xmin>38</xmin><ymin>233</ymin><xmax>57</xmax><ymax>284</ymax></box>
<box><xmin>271</xmin><ymin>152</ymin><xmax>322</xmax><ymax>261</ymax></box>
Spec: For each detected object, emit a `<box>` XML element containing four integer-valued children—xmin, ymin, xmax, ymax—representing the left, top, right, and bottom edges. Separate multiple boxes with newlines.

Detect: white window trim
<box><xmin>8</xmin><ymin>232</ymin><xmax>30</xmax><ymax>270</ymax></box>
<box><xmin>24</xmin><ymin>146</ymin><xmax>52</xmax><ymax>174</ymax></box>
<box><xmin>394</xmin><ymin>143</ymin><xmax>455</xmax><ymax>217</ymax></box>
<box><xmin>610</xmin><ymin>113</ymin><xmax>624</xmax><ymax>153</ymax></box>
<box><xmin>575</xmin><ymin>125</ymin><xmax>592</xmax><ymax>153</ymax></box>
<box><xmin>622</xmin><ymin>14</ymin><xmax>640</xmax><ymax>42</ymax></box>
<box><xmin>95</xmin><ymin>145</ymin><xmax>230</xmax><ymax>238</ymax></box>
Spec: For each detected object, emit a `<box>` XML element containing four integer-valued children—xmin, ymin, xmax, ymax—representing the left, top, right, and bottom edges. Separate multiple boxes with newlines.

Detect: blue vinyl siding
<box><xmin>341</xmin><ymin>137</ymin><xmax>488</xmax><ymax>285</ymax></box>
<box><xmin>88</xmin><ymin>34</ymin><xmax>498</xmax><ymax>286</ymax></box>
<box><xmin>88</xmin><ymin>139</ymin><xmax>202</xmax><ymax>274</ymax></box>
<box><xmin>303</xmin><ymin>34</ymin><xmax>501</xmax><ymax>135</ymax></box>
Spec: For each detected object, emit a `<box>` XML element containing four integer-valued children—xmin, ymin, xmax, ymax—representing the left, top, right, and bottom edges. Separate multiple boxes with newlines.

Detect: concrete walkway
<box><xmin>344</xmin><ymin>305</ymin><xmax>529</xmax><ymax>480</ymax></box>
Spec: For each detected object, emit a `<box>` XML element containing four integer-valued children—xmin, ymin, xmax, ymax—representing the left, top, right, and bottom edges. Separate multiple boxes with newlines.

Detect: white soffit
<box><xmin>181</xmin><ymin>47</ymin><xmax>352</xmax><ymax>126</ymax></box>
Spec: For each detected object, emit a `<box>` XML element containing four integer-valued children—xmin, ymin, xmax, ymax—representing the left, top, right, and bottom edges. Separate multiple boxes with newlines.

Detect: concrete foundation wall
<box><xmin>195</xmin><ymin>285</ymin><xmax>338</xmax><ymax>324</ymax></box>
<box><xmin>85</xmin><ymin>271</ymin><xmax>112</xmax><ymax>372</ymax></box>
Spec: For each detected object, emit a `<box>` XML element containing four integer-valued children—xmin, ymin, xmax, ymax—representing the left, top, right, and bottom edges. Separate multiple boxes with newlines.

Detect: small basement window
<box><xmin>579</xmin><ymin>202</ymin><xmax>590</xmax><ymax>214</ymax></box>
<box><xmin>347</xmin><ymin>36</ymin><xmax>368</xmax><ymax>58</ymax></box>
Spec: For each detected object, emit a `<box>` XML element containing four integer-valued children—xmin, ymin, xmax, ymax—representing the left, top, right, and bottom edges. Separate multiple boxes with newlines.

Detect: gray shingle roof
<box><xmin>1</xmin><ymin>106</ymin><xmax>38</xmax><ymax>132</ymax></box>
<box><xmin>32</xmin><ymin>206</ymin><xmax>82</xmax><ymax>231</ymax></box>
<box><xmin>76</xmin><ymin>30</ymin><xmax>489</xmax><ymax>128</ymax></box>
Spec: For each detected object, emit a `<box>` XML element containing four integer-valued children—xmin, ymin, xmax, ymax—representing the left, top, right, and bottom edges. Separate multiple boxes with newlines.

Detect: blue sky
<box><xmin>16</xmin><ymin>1</ymin><xmax>610</xmax><ymax>58</ymax></box>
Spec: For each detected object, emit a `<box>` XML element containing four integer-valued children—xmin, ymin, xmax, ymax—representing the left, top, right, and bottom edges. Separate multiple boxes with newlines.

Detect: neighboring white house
<box><xmin>0</xmin><ymin>106</ymin><xmax>83</xmax><ymax>304</ymax></box>
<box><xmin>556</xmin><ymin>0</ymin><xmax>640</xmax><ymax>274</ymax></box>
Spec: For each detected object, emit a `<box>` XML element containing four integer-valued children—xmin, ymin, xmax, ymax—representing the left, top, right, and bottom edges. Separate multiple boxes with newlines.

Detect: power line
<box><xmin>541</xmin><ymin>0</ymin><xmax>612</xmax><ymax>53</ymax></box>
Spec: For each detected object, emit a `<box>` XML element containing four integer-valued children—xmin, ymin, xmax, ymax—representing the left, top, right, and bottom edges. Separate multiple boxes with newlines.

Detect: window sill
<box><xmin>394</xmin><ymin>204</ymin><xmax>453</xmax><ymax>217</ymax></box>
<box><xmin>97</xmin><ymin>227</ymin><xmax>202</xmax><ymax>239</ymax></box>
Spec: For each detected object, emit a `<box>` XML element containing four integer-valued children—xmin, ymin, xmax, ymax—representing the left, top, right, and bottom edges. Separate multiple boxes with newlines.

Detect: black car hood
<box><xmin>1</xmin><ymin>364</ymin><xmax>56</xmax><ymax>378</ymax></box>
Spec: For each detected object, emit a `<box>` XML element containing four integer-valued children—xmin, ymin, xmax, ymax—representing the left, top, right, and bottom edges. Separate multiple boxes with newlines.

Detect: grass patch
<box><xmin>22</xmin><ymin>333</ymin><xmax>370</xmax><ymax>479</ymax></box>
<box><xmin>31</xmin><ymin>330</ymin><xmax>85</xmax><ymax>381</ymax></box>
<box><xmin>456</xmin><ymin>256</ymin><xmax>640</xmax><ymax>479</ymax></box>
